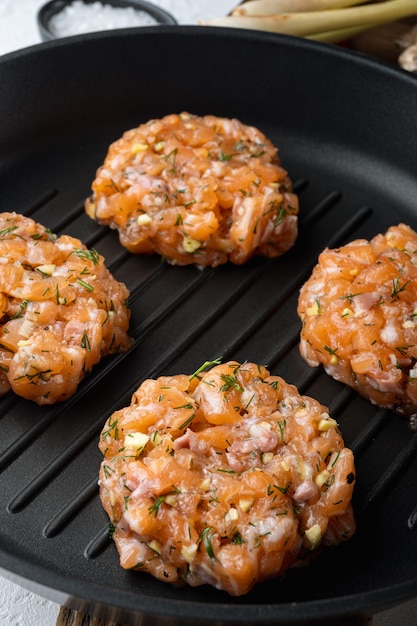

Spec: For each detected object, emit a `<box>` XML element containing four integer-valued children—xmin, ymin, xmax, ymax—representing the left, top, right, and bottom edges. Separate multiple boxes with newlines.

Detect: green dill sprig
<box><xmin>81</xmin><ymin>331</ymin><xmax>91</xmax><ymax>351</ymax></box>
<box><xmin>72</xmin><ymin>248</ymin><xmax>100</xmax><ymax>265</ymax></box>
<box><xmin>231</xmin><ymin>531</ymin><xmax>245</xmax><ymax>544</ymax></box>
<box><xmin>13</xmin><ymin>368</ymin><xmax>52</xmax><ymax>383</ymax></box>
<box><xmin>339</xmin><ymin>292</ymin><xmax>365</xmax><ymax>302</ymax></box>
<box><xmin>273</xmin><ymin>481</ymin><xmax>291</xmax><ymax>495</ymax></box>
<box><xmin>148</xmin><ymin>495</ymin><xmax>166</xmax><ymax>518</ymax></box>
<box><xmin>178</xmin><ymin>412</ymin><xmax>196</xmax><ymax>430</ymax></box>
<box><xmin>189</xmin><ymin>357</ymin><xmax>223</xmax><ymax>382</ymax></box>
<box><xmin>198</xmin><ymin>526</ymin><xmax>216</xmax><ymax>559</ymax></box>
<box><xmin>162</xmin><ymin>147</ymin><xmax>178</xmax><ymax>174</ymax></box>
<box><xmin>102</xmin><ymin>418</ymin><xmax>119</xmax><ymax>441</ymax></box>
<box><xmin>0</xmin><ymin>224</ymin><xmax>17</xmax><ymax>238</ymax></box>
<box><xmin>76</xmin><ymin>278</ymin><xmax>94</xmax><ymax>292</ymax></box>
<box><xmin>277</xmin><ymin>419</ymin><xmax>286</xmax><ymax>442</ymax></box>
<box><xmin>324</xmin><ymin>345</ymin><xmax>338</xmax><ymax>356</ymax></box>
<box><xmin>391</xmin><ymin>277</ymin><xmax>410</xmax><ymax>301</ymax></box>
<box><xmin>219</xmin><ymin>372</ymin><xmax>243</xmax><ymax>393</ymax></box>
<box><xmin>8</xmin><ymin>299</ymin><xmax>29</xmax><ymax>320</ymax></box>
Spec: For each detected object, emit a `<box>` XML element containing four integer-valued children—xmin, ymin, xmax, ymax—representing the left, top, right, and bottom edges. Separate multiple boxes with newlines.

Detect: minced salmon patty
<box><xmin>98</xmin><ymin>360</ymin><xmax>355</xmax><ymax>596</ymax></box>
<box><xmin>85</xmin><ymin>112</ymin><xmax>299</xmax><ymax>267</ymax></box>
<box><xmin>0</xmin><ymin>212</ymin><xmax>131</xmax><ymax>405</ymax></box>
<box><xmin>298</xmin><ymin>223</ymin><xmax>417</xmax><ymax>419</ymax></box>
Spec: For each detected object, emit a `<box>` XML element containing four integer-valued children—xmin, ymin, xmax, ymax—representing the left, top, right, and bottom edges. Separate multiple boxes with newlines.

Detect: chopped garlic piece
<box><xmin>306</xmin><ymin>302</ymin><xmax>320</xmax><ymax>316</ymax></box>
<box><xmin>341</xmin><ymin>307</ymin><xmax>353</xmax><ymax>318</ymax></box>
<box><xmin>17</xmin><ymin>339</ymin><xmax>31</xmax><ymax>347</ymax></box>
<box><xmin>182</xmin><ymin>236</ymin><xmax>202</xmax><ymax>253</ymax></box>
<box><xmin>181</xmin><ymin>543</ymin><xmax>197</xmax><ymax>563</ymax></box>
<box><xmin>329</xmin><ymin>355</ymin><xmax>338</xmax><ymax>365</ymax></box>
<box><xmin>318</xmin><ymin>416</ymin><xmax>338</xmax><ymax>432</ymax></box>
<box><xmin>132</xmin><ymin>142</ymin><xmax>148</xmax><ymax>153</ymax></box>
<box><xmin>318</xmin><ymin>413</ymin><xmax>338</xmax><ymax>432</ymax></box>
<box><xmin>305</xmin><ymin>523</ymin><xmax>322</xmax><ymax>549</ymax></box>
<box><xmin>199</xmin><ymin>478</ymin><xmax>211</xmax><ymax>491</ymax></box>
<box><xmin>403</xmin><ymin>320</ymin><xmax>415</xmax><ymax>329</ymax></box>
<box><xmin>315</xmin><ymin>469</ymin><xmax>330</xmax><ymax>487</ymax></box>
<box><xmin>36</xmin><ymin>264</ymin><xmax>56</xmax><ymax>275</ymax></box>
<box><xmin>125</xmin><ymin>432</ymin><xmax>150</xmax><ymax>451</ymax></box>
<box><xmin>154</xmin><ymin>141</ymin><xmax>165</xmax><ymax>151</ymax></box>
<box><xmin>165</xmin><ymin>495</ymin><xmax>177</xmax><ymax>507</ymax></box>
<box><xmin>262</xmin><ymin>452</ymin><xmax>274</xmax><ymax>464</ymax></box>
<box><xmin>409</xmin><ymin>368</ymin><xmax>417</xmax><ymax>379</ymax></box>
<box><xmin>137</xmin><ymin>213</ymin><xmax>152</xmax><ymax>226</ymax></box>
<box><xmin>147</xmin><ymin>539</ymin><xmax>161</xmax><ymax>554</ymax></box>
<box><xmin>225</xmin><ymin>508</ymin><xmax>239</xmax><ymax>524</ymax></box>
<box><xmin>239</xmin><ymin>498</ymin><xmax>254</xmax><ymax>512</ymax></box>
<box><xmin>281</xmin><ymin>460</ymin><xmax>290</xmax><ymax>472</ymax></box>
<box><xmin>349</xmin><ymin>268</ymin><xmax>359</xmax><ymax>276</ymax></box>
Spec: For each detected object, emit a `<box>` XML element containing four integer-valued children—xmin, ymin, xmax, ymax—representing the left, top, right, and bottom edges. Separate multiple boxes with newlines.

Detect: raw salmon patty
<box><xmin>99</xmin><ymin>360</ymin><xmax>356</xmax><ymax>596</ymax></box>
<box><xmin>0</xmin><ymin>212</ymin><xmax>131</xmax><ymax>405</ymax></box>
<box><xmin>298</xmin><ymin>223</ymin><xmax>417</xmax><ymax>420</ymax></box>
<box><xmin>86</xmin><ymin>113</ymin><xmax>299</xmax><ymax>267</ymax></box>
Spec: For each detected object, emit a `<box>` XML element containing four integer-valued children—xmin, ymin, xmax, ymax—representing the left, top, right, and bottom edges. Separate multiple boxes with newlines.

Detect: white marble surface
<box><xmin>0</xmin><ymin>1</ymin><xmax>417</xmax><ymax>624</ymax></box>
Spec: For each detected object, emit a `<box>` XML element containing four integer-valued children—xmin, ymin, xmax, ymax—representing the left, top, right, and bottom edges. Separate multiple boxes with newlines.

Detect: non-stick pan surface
<box><xmin>1</xmin><ymin>26</ymin><xmax>417</xmax><ymax>625</ymax></box>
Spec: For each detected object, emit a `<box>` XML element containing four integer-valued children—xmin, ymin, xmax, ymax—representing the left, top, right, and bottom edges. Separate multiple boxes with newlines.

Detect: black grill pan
<box><xmin>1</xmin><ymin>26</ymin><xmax>417</xmax><ymax>625</ymax></box>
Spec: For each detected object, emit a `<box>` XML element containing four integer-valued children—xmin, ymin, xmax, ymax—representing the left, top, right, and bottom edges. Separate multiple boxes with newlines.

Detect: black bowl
<box><xmin>37</xmin><ymin>0</ymin><xmax>177</xmax><ymax>41</ymax></box>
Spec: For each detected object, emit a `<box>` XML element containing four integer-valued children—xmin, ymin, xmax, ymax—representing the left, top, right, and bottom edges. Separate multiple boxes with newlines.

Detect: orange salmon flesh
<box><xmin>86</xmin><ymin>113</ymin><xmax>299</xmax><ymax>267</ymax></box>
<box><xmin>99</xmin><ymin>361</ymin><xmax>356</xmax><ymax>596</ymax></box>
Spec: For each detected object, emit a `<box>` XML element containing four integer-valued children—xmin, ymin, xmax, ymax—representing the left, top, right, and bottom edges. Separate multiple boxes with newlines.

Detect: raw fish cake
<box><xmin>298</xmin><ymin>224</ymin><xmax>417</xmax><ymax>420</ymax></box>
<box><xmin>0</xmin><ymin>212</ymin><xmax>131</xmax><ymax>404</ymax></box>
<box><xmin>86</xmin><ymin>113</ymin><xmax>299</xmax><ymax>267</ymax></box>
<box><xmin>99</xmin><ymin>360</ymin><xmax>356</xmax><ymax>596</ymax></box>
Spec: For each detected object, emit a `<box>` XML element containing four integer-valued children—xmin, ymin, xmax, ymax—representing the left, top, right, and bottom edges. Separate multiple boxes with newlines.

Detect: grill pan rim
<box><xmin>2</xmin><ymin>553</ymin><xmax>417</xmax><ymax>623</ymax></box>
<box><xmin>1</xmin><ymin>25</ymin><xmax>417</xmax><ymax>623</ymax></box>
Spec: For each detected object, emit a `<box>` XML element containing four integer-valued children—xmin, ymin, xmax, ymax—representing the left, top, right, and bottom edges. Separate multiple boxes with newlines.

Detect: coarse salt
<box><xmin>50</xmin><ymin>1</ymin><xmax>160</xmax><ymax>37</ymax></box>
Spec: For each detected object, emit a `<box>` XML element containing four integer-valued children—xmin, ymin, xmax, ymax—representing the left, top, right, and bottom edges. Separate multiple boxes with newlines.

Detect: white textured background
<box><xmin>0</xmin><ymin>1</ymin><xmax>416</xmax><ymax>624</ymax></box>
<box><xmin>0</xmin><ymin>0</ymin><xmax>239</xmax><ymax>56</ymax></box>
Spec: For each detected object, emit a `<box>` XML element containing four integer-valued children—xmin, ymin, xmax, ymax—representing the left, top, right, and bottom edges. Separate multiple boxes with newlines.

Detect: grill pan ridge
<box><xmin>1</xmin><ymin>26</ymin><xmax>417</xmax><ymax>624</ymax></box>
